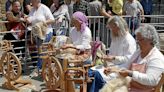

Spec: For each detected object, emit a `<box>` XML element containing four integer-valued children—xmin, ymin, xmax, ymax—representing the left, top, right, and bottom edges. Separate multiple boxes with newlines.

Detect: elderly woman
<box><xmin>118</xmin><ymin>24</ymin><xmax>164</xmax><ymax>92</ymax></box>
<box><xmin>26</xmin><ymin>0</ymin><xmax>54</xmax><ymax>70</ymax></box>
<box><xmin>88</xmin><ymin>16</ymin><xmax>137</xmax><ymax>92</ymax></box>
<box><xmin>62</xmin><ymin>11</ymin><xmax>92</xmax><ymax>64</ymax></box>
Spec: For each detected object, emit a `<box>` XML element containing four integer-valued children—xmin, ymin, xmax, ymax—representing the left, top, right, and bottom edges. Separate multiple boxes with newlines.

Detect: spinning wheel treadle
<box><xmin>42</xmin><ymin>56</ymin><xmax>63</xmax><ymax>89</ymax></box>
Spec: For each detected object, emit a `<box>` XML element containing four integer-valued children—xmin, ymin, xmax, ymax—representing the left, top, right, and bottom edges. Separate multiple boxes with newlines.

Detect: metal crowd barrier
<box><xmin>87</xmin><ymin>15</ymin><xmax>164</xmax><ymax>49</ymax></box>
<box><xmin>0</xmin><ymin>15</ymin><xmax>164</xmax><ymax>73</ymax></box>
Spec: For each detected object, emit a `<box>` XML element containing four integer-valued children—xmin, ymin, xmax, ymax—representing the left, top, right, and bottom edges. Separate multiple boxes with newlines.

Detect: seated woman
<box><xmin>50</xmin><ymin>0</ymin><xmax>70</xmax><ymax>35</ymax></box>
<box><xmin>116</xmin><ymin>24</ymin><xmax>164</xmax><ymax>92</ymax></box>
<box><xmin>88</xmin><ymin>16</ymin><xmax>137</xmax><ymax>92</ymax></box>
<box><xmin>61</xmin><ymin>11</ymin><xmax>92</xmax><ymax>64</ymax></box>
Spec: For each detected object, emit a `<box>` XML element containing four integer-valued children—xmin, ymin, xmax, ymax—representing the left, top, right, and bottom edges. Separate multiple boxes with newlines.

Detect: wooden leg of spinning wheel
<box><xmin>2</xmin><ymin>81</ymin><xmax>19</xmax><ymax>91</ymax></box>
<box><xmin>83</xmin><ymin>82</ymin><xmax>87</xmax><ymax>92</ymax></box>
<box><xmin>63</xmin><ymin>59</ymin><xmax>68</xmax><ymax>92</ymax></box>
<box><xmin>67</xmin><ymin>80</ymin><xmax>75</xmax><ymax>92</ymax></box>
<box><xmin>2</xmin><ymin>77</ymin><xmax>32</xmax><ymax>91</ymax></box>
<box><xmin>15</xmin><ymin>77</ymin><xmax>32</xmax><ymax>85</ymax></box>
<box><xmin>63</xmin><ymin>59</ymin><xmax>75</xmax><ymax>92</ymax></box>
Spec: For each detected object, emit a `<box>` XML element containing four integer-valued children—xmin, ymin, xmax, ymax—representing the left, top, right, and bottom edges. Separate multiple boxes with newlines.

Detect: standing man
<box><xmin>123</xmin><ymin>0</ymin><xmax>144</xmax><ymax>36</ymax></box>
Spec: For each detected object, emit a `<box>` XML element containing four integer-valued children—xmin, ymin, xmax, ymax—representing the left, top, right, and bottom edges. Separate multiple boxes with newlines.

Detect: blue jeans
<box><xmin>37</xmin><ymin>32</ymin><xmax>53</xmax><ymax>69</ymax></box>
<box><xmin>88</xmin><ymin>69</ymin><xmax>106</xmax><ymax>92</ymax></box>
<box><xmin>126</xmin><ymin>17</ymin><xmax>139</xmax><ymax>37</ymax></box>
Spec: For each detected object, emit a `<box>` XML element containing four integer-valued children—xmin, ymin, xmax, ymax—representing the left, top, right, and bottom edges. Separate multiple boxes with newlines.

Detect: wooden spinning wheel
<box><xmin>0</xmin><ymin>40</ymin><xmax>31</xmax><ymax>91</ymax></box>
<box><xmin>1</xmin><ymin>52</ymin><xmax>22</xmax><ymax>81</ymax></box>
<box><xmin>42</xmin><ymin>56</ymin><xmax>63</xmax><ymax>90</ymax></box>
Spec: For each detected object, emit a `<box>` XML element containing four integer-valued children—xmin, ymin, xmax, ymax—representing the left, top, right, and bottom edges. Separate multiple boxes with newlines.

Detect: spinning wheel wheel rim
<box><xmin>1</xmin><ymin>52</ymin><xmax>22</xmax><ymax>81</ymax></box>
<box><xmin>42</xmin><ymin>56</ymin><xmax>63</xmax><ymax>89</ymax></box>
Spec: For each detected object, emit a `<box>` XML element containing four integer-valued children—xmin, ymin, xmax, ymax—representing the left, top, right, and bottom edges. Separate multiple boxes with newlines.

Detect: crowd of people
<box><xmin>2</xmin><ymin>0</ymin><xmax>164</xmax><ymax>92</ymax></box>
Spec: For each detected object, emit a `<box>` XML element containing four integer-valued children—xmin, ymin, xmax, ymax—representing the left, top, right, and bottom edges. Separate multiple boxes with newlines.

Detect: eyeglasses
<box><xmin>136</xmin><ymin>38</ymin><xmax>146</xmax><ymax>43</ymax></box>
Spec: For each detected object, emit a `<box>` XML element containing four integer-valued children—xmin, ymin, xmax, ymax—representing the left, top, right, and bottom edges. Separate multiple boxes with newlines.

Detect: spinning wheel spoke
<box><xmin>1</xmin><ymin>52</ymin><xmax>22</xmax><ymax>81</ymax></box>
<box><xmin>42</xmin><ymin>57</ymin><xmax>63</xmax><ymax>89</ymax></box>
<box><xmin>13</xmin><ymin>70</ymin><xmax>18</xmax><ymax>76</ymax></box>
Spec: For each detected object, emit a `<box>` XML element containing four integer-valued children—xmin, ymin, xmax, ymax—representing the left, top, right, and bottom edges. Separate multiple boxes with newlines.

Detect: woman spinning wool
<box><xmin>61</xmin><ymin>11</ymin><xmax>92</xmax><ymax>64</ymax></box>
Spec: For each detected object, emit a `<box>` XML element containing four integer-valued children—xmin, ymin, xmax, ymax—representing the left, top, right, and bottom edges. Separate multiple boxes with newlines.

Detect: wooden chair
<box><xmin>64</xmin><ymin>59</ymin><xmax>87</xmax><ymax>92</ymax></box>
<box><xmin>154</xmin><ymin>73</ymin><xmax>164</xmax><ymax>92</ymax></box>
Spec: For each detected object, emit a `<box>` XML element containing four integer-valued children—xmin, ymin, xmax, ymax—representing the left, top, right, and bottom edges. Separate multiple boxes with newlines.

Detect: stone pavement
<box><xmin>0</xmin><ymin>74</ymin><xmax>80</xmax><ymax>92</ymax></box>
<box><xmin>0</xmin><ymin>74</ymin><xmax>45</xmax><ymax>92</ymax></box>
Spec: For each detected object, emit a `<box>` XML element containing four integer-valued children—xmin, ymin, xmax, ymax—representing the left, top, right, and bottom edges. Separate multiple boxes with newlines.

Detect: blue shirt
<box><xmin>140</xmin><ymin>0</ymin><xmax>153</xmax><ymax>14</ymax></box>
<box><xmin>5</xmin><ymin>0</ymin><xmax>11</xmax><ymax>11</ymax></box>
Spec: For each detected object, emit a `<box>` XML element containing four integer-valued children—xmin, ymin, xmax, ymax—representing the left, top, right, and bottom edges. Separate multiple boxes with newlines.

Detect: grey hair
<box><xmin>107</xmin><ymin>16</ymin><xmax>129</xmax><ymax>37</ymax></box>
<box><xmin>135</xmin><ymin>24</ymin><xmax>160</xmax><ymax>48</ymax></box>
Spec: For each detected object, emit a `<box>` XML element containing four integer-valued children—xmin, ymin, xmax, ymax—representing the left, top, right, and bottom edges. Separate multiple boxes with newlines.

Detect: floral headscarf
<box><xmin>72</xmin><ymin>11</ymin><xmax>88</xmax><ymax>32</ymax></box>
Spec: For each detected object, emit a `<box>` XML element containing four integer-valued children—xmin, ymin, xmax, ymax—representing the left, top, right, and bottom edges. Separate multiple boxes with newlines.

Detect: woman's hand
<box><xmin>61</xmin><ymin>44</ymin><xmax>74</xmax><ymax>49</ymax></box>
<box><xmin>24</xmin><ymin>17</ymin><xmax>31</xmax><ymax>24</ymax></box>
<box><xmin>104</xmin><ymin>67</ymin><xmax>111</xmax><ymax>75</ymax></box>
<box><xmin>102</xmin><ymin>55</ymin><xmax>115</xmax><ymax>61</ymax></box>
<box><xmin>119</xmin><ymin>69</ymin><xmax>132</xmax><ymax>77</ymax></box>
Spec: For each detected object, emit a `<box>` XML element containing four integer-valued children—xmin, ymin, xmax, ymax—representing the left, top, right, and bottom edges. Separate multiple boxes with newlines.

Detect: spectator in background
<box><xmin>4</xmin><ymin>0</ymin><xmax>25</xmax><ymax>56</ymax></box>
<box><xmin>41</xmin><ymin>0</ymin><xmax>53</xmax><ymax>7</ymax></box>
<box><xmin>50</xmin><ymin>0</ymin><xmax>70</xmax><ymax>36</ymax></box>
<box><xmin>89</xmin><ymin>0</ymin><xmax>111</xmax><ymax>43</ymax></box>
<box><xmin>73</xmin><ymin>0</ymin><xmax>91</xmax><ymax>16</ymax></box>
<box><xmin>65</xmin><ymin>0</ymin><xmax>75</xmax><ymax>17</ymax></box>
<box><xmin>23</xmin><ymin>0</ymin><xmax>32</xmax><ymax>15</ymax></box>
<box><xmin>123</xmin><ymin>0</ymin><xmax>144</xmax><ymax>36</ymax></box>
<box><xmin>6</xmin><ymin>0</ymin><xmax>31</xmax><ymax>15</ymax></box>
<box><xmin>103</xmin><ymin>0</ymin><xmax>123</xmax><ymax>16</ymax></box>
<box><xmin>140</xmin><ymin>0</ymin><xmax>153</xmax><ymax>23</ymax></box>
<box><xmin>89</xmin><ymin>0</ymin><xmax>111</xmax><ymax>18</ymax></box>
<box><xmin>26</xmin><ymin>0</ymin><xmax>54</xmax><ymax>72</ymax></box>
<box><xmin>6</xmin><ymin>0</ymin><xmax>24</xmax><ymax>12</ymax></box>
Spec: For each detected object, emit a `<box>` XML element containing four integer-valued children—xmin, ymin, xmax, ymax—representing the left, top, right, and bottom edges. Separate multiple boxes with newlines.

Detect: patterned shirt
<box><xmin>73</xmin><ymin>0</ymin><xmax>91</xmax><ymax>16</ymax></box>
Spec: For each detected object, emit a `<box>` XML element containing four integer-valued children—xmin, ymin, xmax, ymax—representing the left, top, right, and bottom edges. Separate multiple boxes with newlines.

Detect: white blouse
<box><xmin>131</xmin><ymin>47</ymin><xmax>164</xmax><ymax>86</ymax></box>
<box><xmin>109</xmin><ymin>33</ymin><xmax>137</xmax><ymax>68</ymax></box>
<box><xmin>69</xmin><ymin>27</ymin><xmax>92</xmax><ymax>50</ymax></box>
<box><xmin>28</xmin><ymin>4</ymin><xmax>54</xmax><ymax>34</ymax></box>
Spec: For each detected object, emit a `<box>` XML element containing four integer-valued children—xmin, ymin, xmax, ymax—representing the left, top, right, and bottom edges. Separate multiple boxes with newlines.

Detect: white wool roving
<box><xmin>99</xmin><ymin>76</ymin><xmax>131</xmax><ymax>92</ymax></box>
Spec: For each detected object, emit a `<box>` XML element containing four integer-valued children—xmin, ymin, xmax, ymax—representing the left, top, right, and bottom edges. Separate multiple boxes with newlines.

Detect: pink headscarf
<box><xmin>72</xmin><ymin>11</ymin><xmax>88</xmax><ymax>32</ymax></box>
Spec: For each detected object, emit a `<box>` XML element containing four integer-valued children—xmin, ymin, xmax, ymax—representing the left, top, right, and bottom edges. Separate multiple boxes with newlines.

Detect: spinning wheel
<box><xmin>1</xmin><ymin>52</ymin><xmax>22</xmax><ymax>81</ymax></box>
<box><xmin>42</xmin><ymin>56</ymin><xmax>63</xmax><ymax>89</ymax></box>
<box><xmin>0</xmin><ymin>40</ymin><xmax>31</xmax><ymax>91</ymax></box>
